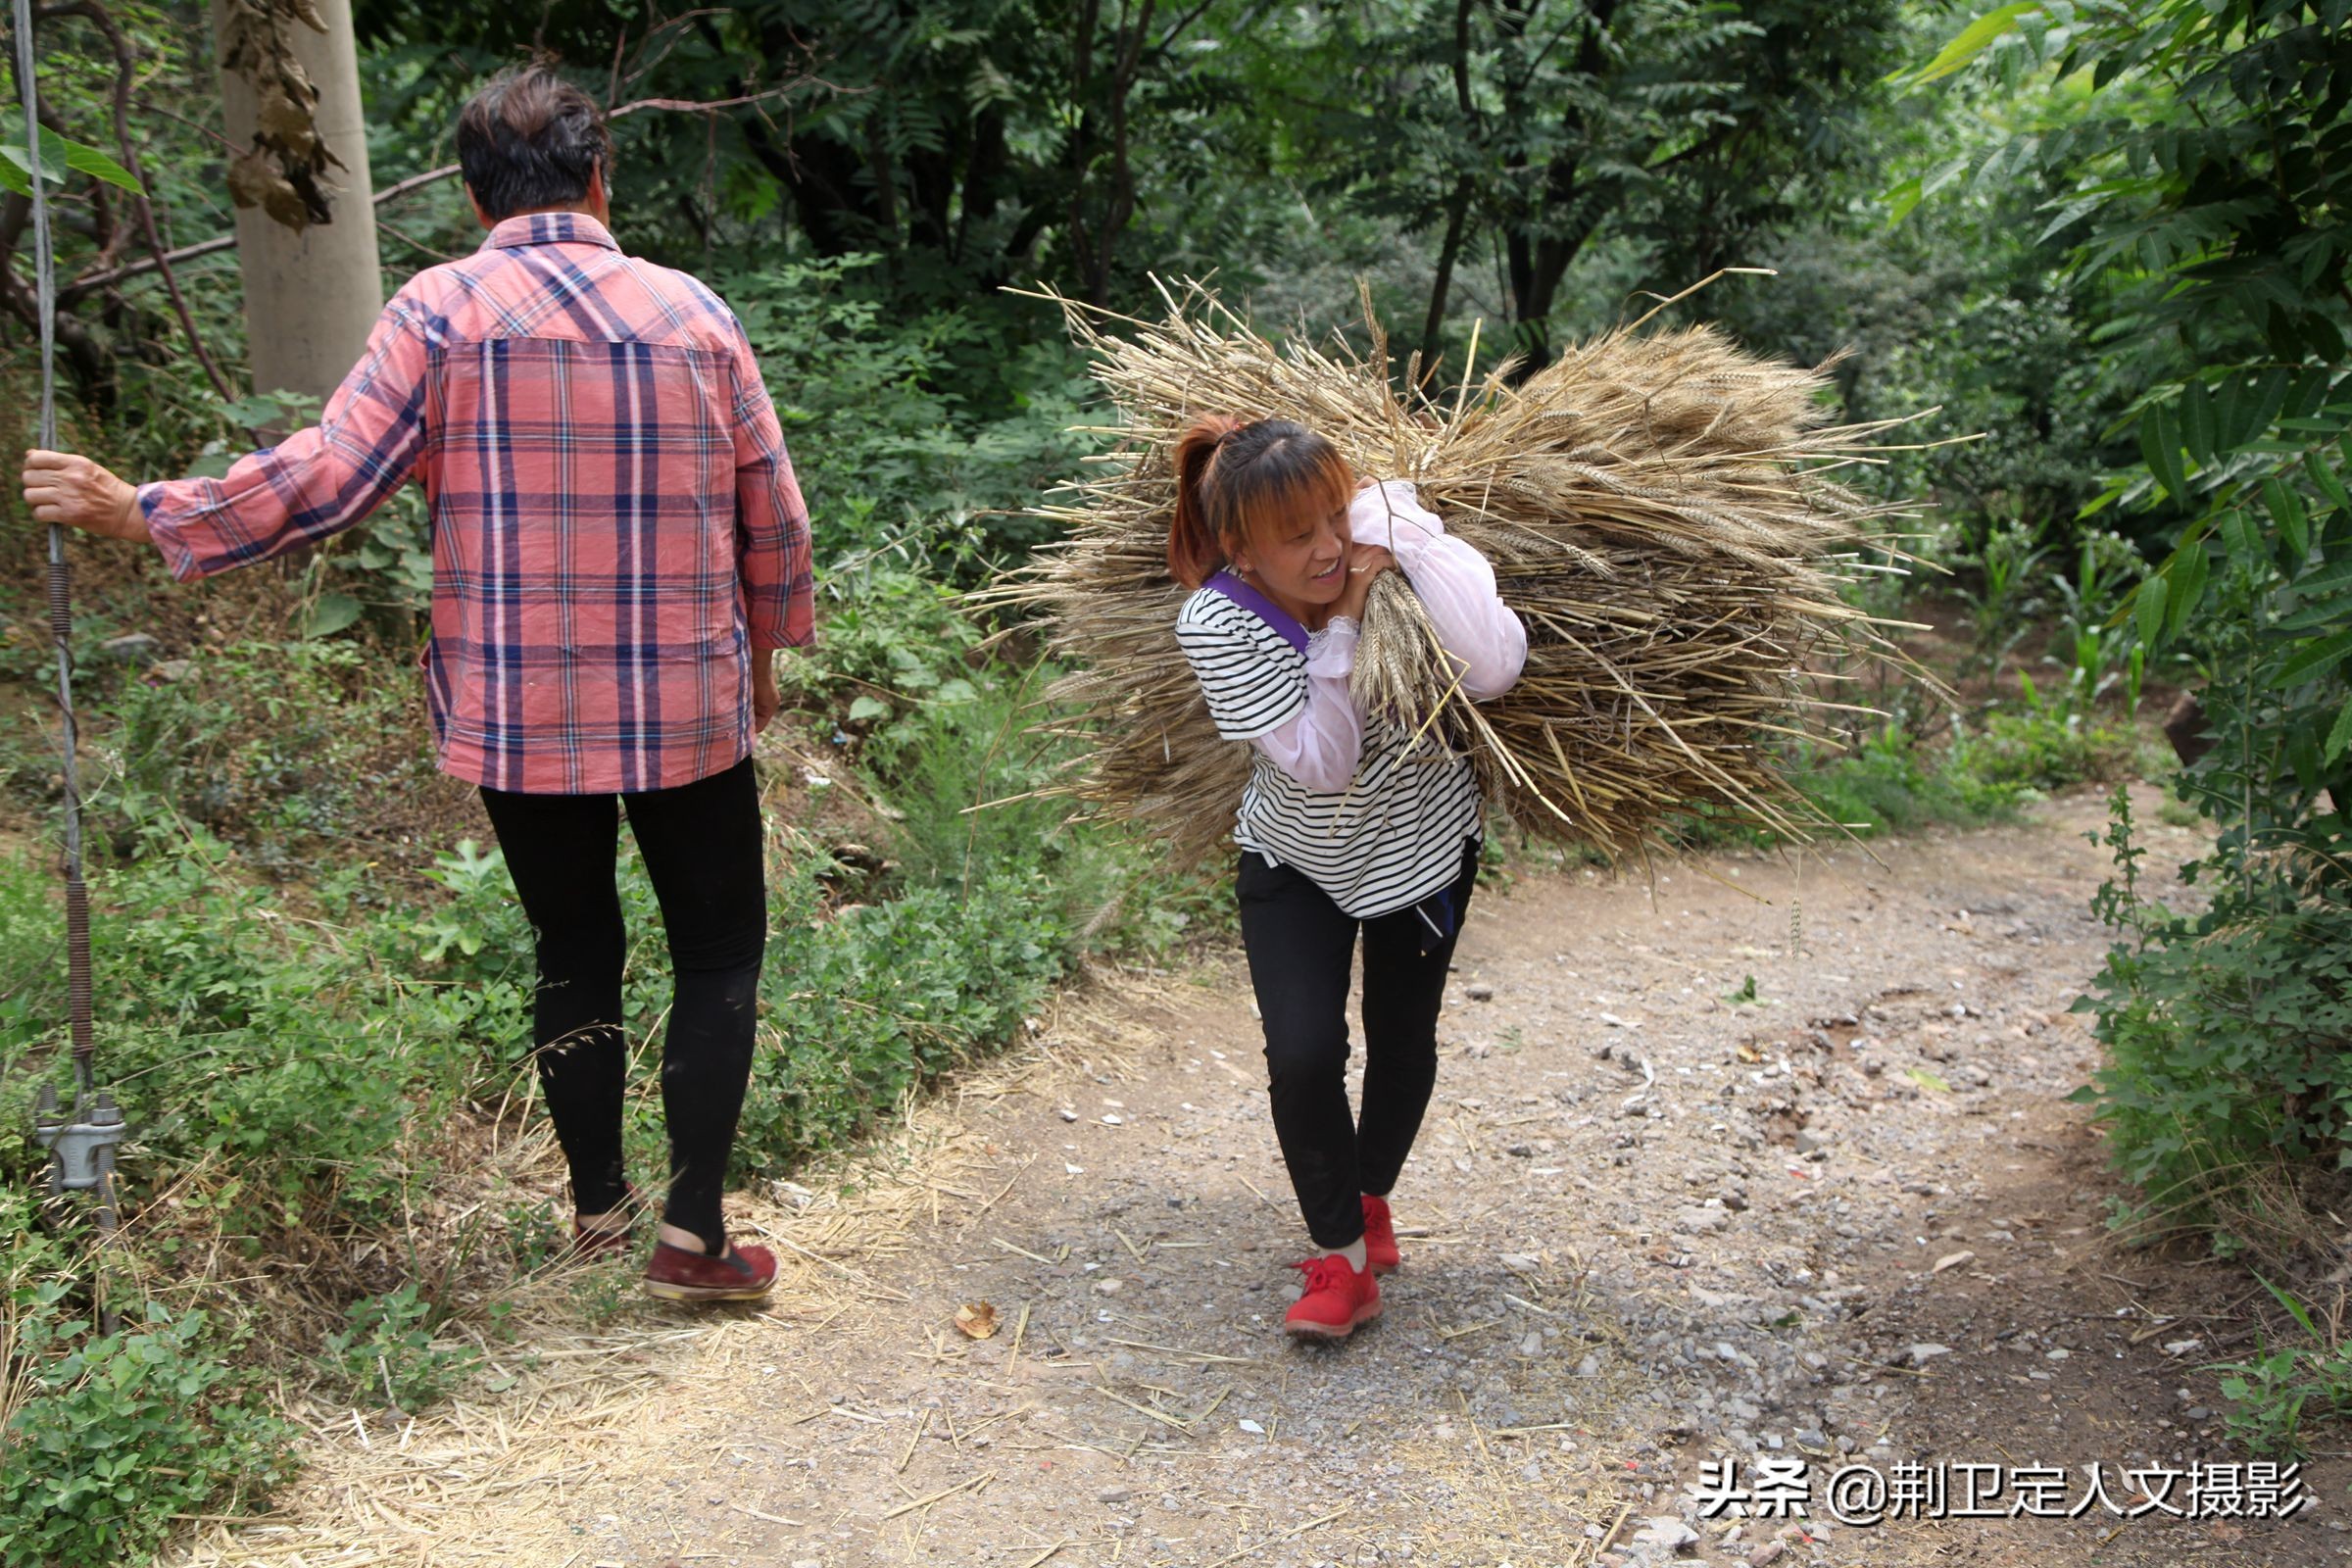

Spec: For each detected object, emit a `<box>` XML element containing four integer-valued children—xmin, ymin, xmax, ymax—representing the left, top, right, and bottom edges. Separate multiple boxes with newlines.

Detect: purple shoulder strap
<box><xmin>1202</xmin><ymin>569</ymin><xmax>1309</xmax><ymax>655</ymax></box>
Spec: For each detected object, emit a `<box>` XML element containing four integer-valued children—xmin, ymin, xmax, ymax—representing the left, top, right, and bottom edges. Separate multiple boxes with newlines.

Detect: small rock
<box><xmin>1794</xmin><ymin>1130</ymin><xmax>1832</xmax><ymax>1155</ymax></box>
<box><xmin>2162</xmin><ymin>1338</ymin><xmax>2204</xmax><ymax>1357</ymax></box>
<box><xmin>1747</xmin><ymin>1544</ymin><xmax>1788</xmax><ymax>1567</ymax></box>
<box><xmin>1057</xmin><ymin>1107</ymin><xmax>1079</xmax><ymax>1122</ymax></box>
<box><xmin>1465</xmin><ymin>983</ymin><xmax>1494</xmax><ymax>1002</ymax></box>
<box><xmin>1906</xmin><ymin>1343</ymin><xmax>1952</xmax><ymax>1367</ymax></box>
<box><xmin>101</xmin><ymin>633</ymin><xmax>159</xmax><ymax>661</ymax></box>
<box><xmin>1095</xmin><ymin>1277</ymin><xmax>1125</xmax><ymax>1295</ymax></box>
<box><xmin>148</xmin><ymin>659</ymin><xmax>196</xmax><ymax>683</ymax></box>
<box><xmin>1631</xmin><ymin>1516</ymin><xmax>1699</xmax><ymax>1550</ymax></box>
<box><xmin>1520</xmin><ymin>1331</ymin><xmax>1544</xmax><ymax>1356</ymax></box>
<box><xmin>1097</xmin><ymin>1486</ymin><xmax>1134</xmax><ymax>1503</ymax></box>
<box><xmin>2186</xmin><ymin>1405</ymin><xmax>2212</xmax><ymax>1421</ymax></box>
<box><xmin>1931</xmin><ymin>1250</ymin><xmax>1975</xmax><ymax>1275</ymax></box>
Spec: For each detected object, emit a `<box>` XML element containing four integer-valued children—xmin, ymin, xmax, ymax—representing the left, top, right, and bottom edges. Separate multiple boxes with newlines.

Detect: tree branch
<box><xmin>42</xmin><ymin>0</ymin><xmax>235</xmax><ymax>400</ymax></box>
<box><xmin>60</xmin><ymin>78</ymin><xmax>842</xmax><ymax>302</ymax></box>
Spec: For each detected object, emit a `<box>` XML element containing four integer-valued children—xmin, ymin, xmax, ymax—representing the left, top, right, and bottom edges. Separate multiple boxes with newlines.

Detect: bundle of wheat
<box><xmin>984</xmin><ymin>277</ymin><xmax>1936</xmax><ymax>870</ymax></box>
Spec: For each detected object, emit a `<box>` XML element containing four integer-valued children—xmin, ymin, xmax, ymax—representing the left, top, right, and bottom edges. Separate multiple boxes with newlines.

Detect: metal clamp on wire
<box><xmin>33</xmin><ymin>1086</ymin><xmax>124</xmax><ymax>1199</ymax></box>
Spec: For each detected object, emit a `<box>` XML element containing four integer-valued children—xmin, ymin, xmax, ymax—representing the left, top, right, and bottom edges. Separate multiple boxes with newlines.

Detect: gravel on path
<box><xmin>177</xmin><ymin>787</ymin><xmax>2348</xmax><ymax>1568</ymax></box>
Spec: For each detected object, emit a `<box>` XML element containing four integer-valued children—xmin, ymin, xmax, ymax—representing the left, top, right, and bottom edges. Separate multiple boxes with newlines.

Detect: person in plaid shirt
<box><xmin>22</xmin><ymin>67</ymin><xmax>810</xmax><ymax>1303</ymax></box>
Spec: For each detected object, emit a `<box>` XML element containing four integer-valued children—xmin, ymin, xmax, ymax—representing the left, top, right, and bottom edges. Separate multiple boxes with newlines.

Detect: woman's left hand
<box><xmin>21</xmin><ymin>451</ymin><xmax>147</xmax><ymax>542</ymax></box>
<box><xmin>752</xmin><ymin>653</ymin><xmax>780</xmax><ymax>732</ymax></box>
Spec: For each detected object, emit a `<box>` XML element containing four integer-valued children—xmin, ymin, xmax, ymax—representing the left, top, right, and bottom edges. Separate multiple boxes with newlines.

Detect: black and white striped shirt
<box><xmin>1175</xmin><ymin>586</ymin><xmax>1482</xmax><ymax>918</ymax></box>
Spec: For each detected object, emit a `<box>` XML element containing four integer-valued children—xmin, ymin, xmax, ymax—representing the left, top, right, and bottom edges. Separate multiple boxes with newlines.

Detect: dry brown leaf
<box><xmin>953</xmin><ymin>1300</ymin><xmax>1000</xmax><ymax>1340</ymax></box>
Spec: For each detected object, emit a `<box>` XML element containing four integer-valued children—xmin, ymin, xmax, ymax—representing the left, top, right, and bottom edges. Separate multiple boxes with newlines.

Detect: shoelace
<box><xmin>1294</xmin><ymin>1254</ymin><xmax>1359</xmax><ymax>1293</ymax></box>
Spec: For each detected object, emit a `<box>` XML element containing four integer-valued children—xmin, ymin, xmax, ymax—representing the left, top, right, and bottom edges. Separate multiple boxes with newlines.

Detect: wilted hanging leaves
<box><xmin>218</xmin><ymin>0</ymin><xmax>342</xmax><ymax>232</ymax></box>
<box><xmin>952</xmin><ymin>1301</ymin><xmax>1000</xmax><ymax>1340</ymax></box>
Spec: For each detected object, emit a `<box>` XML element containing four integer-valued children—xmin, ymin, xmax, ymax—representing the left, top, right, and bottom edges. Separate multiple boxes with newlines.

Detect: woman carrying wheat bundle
<box><xmin>1169</xmin><ymin>414</ymin><xmax>1526</xmax><ymax>1340</ymax></box>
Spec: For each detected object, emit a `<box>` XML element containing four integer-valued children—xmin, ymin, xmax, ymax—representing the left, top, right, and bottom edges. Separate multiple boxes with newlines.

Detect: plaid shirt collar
<box><xmin>482</xmin><ymin>211</ymin><xmax>621</xmax><ymax>253</ymax></box>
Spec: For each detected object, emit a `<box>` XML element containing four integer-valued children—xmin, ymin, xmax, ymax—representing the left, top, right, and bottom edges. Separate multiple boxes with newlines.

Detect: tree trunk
<box><xmin>211</xmin><ymin>0</ymin><xmax>381</xmax><ymax>405</ymax></box>
<box><xmin>1419</xmin><ymin>176</ymin><xmax>1472</xmax><ymax>381</ymax></box>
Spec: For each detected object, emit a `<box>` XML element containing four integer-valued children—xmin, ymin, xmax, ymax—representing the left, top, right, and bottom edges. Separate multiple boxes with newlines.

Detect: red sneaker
<box><xmin>1284</xmin><ymin>1253</ymin><xmax>1382</xmax><ymax>1340</ymax></box>
<box><xmin>1360</xmin><ymin>1195</ymin><xmax>1401</xmax><ymax>1274</ymax></box>
<box><xmin>642</xmin><ymin>1241</ymin><xmax>779</xmax><ymax>1302</ymax></box>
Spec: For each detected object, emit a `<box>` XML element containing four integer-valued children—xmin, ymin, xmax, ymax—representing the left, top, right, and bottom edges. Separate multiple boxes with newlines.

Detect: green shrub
<box><xmin>721</xmin><ymin>254</ymin><xmax>1091</xmax><ymax>561</ymax></box>
<box><xmin>0</xmin><ymin>1296</ymin><xmax>294</xmax><ymax>1568</ymax></box>
<box><xmin>322</xmin><ymin>1283</ymin><xmax>481</xmax><ymax>1414</ymax></box>
<box><xmin>1964</xmin><ymin>705</ymin><xmax>2134</xmax><ymax>791</ymax></box>
<box><xmin>2210</xmin><ymin>1279</ymin><xmax>2352</xmax><ymax>1460</ymax></box>
<box><xmin>2074</xmin><ymin>789</ymin><xmax>2352</xmax><ymax>1242</ymax></box>
<box><xmin>100</xmin><ymin>639</ymin><xmax>438</xmax><ymax>873</ymax></box>
<box><xmin>1792</xmin><ymin>725</ymin><xmax>2033</xmax><ymax>838</ymax></box>
<box><xmin>735</xmin><ymin>858</ymin><xmax>1073</xmax><ymax>1167</ymax></box>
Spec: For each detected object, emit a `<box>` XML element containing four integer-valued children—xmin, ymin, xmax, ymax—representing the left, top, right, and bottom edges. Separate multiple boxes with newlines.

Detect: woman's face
<box><xmin>1230</xmin><ymin>494</ymin><xmax>1352</xmax><ymax>615</ymax></box>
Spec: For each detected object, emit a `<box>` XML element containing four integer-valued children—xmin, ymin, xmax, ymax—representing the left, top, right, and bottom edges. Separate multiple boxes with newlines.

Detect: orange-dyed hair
<box><xmin>1166</xmin><ymin>416</ymin><xmax>1354</xmax><ymax>589</ymax></box>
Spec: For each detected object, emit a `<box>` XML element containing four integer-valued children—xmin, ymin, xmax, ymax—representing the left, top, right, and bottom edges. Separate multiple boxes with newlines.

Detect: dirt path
<box><xmin>175</xmin><ymin>790</ymin><xmax>2348</xmax><ymax>1568</ymax></box>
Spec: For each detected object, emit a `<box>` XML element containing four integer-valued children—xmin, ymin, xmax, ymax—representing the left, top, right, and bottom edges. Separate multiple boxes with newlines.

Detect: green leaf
<box><xmin>2306</xmin><ymin>454</ymin><xmax>2352</xmax><ymax>517</ymax></box>
<box><xmin>2327</xmin><ymin>695</ymin><xmax>2352</xmax><ymax>761</ymax></box>
<box><xmin>2180</xmin><ymin>382</ymin><xmax>2217</xmax><ymax>466</ymax></box>
<box><xmin>2223</xmin><ymin>509</ymin><xmax>2265</xmax><ymax>570</ymax></box>
<box><xmin>2265</xmin><ymin>477</ymin><xmax>2311</xmax><ymax>562</ymax></box>
<box><xmin>0</xmin><ymin>125</ymin><xmax>140</xmax><ymax>192</ymax></box>
<box><xmin>1903</xmin><ymin>3</ymin><xmax>2039</xmax><ymax>85</ymax></box>
<box><xmin>61</xmin><ymin>139</ymin><xmax>141</xmax><ymax>193</ymax></box>
<box><xmin>2271</xmin><ymin>627</ymin><xmax>2352</xmax><ymax>690</ymax></box>
<box><xmin>2135</xmin><ymin>572</ymin><xmax>2169</xmax><ymax>647</ymax></box>
<box><xmin>2165</xmin><ymin>545</ymin><xmax>2209</xmax><ymax>639</ymax></box>
<box><xmin>1904</xmin><ymin>1068</ymin><xmax>1952</xmax><ymax>1093</ymax></box>
<box><xmin>2140</xmin><ymin>403</ymin><xmax>2189</xmax><ymax>503</ymax></box>
<box><xmin>847</xmin><ymin>695</ymin><xmax>890</xmax><ymax>722</ymax></box>
<box><xmin>302</xmin><ymin>592</ymin><xmax>363</xmax><ymax>639</ymax></box>
<box><xmin>0</xmin><ymin>157</ymin><xmax>26</xmax><ymax>198</ymax></box>
<box><xmin>0</xmin><ymin>140</ymin><xmax>64</xmax><ymax>186</ymax></box>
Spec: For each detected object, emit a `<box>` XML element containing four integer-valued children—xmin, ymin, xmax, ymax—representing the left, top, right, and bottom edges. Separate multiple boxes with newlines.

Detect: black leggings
<box><xmin>1235</xmin><ymin>839</ymin><xmax>1479</xmax><ymax>1250</ymax></box>
<box><xmin>479</xmin><ymin>757</ymin><xmax>765</xmax><ymax>1254</ymax></box>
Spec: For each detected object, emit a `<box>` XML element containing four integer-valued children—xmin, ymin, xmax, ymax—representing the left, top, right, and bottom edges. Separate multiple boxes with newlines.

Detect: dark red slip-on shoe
<box><xmin>1361</xmin><ymin>1195</ymin><xmax>1401</xmax><ymax>1275</ymax></box>
<box><xmin>569</xmin><ymin>1184</ymin><xmax>641</xmax><ymax>1260</ymax></box>
<box><xmin>642</xmin><ymin>1241</ymin><xmax>779</xmax><ymax>1303</ymax></box>
<box><xmin>569</xmin><ymin>1218</ymin><xmax>636</xmax><ymax>1260</ymax></box>
<box><xmin>1284</xmin><ymin>1252</ymin><xmax>1381</xmax><ymax>1341</ymax></box>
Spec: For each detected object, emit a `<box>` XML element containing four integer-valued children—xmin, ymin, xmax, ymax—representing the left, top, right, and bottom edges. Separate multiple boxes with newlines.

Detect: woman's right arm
<box><xmin>1176</xmin><ymin>610</ymin><xmax>1364</xmax><ymax>793</ymax></box>
<box><xmin>1250</xmin><ymin>619</ymin><xmax>1363</xmax><ymax>792</ymax></box>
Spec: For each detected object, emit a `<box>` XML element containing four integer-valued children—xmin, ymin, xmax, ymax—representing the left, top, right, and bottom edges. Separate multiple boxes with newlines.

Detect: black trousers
<box><xmin>1235</xmin><ymin>839</ymin><xmax>1479</xmax><ymax>1250</ymax></box>
<box><xmin>478</xmin><ymin>757</ymin><xmax>765</xmax><ymax>1254</ymax></box>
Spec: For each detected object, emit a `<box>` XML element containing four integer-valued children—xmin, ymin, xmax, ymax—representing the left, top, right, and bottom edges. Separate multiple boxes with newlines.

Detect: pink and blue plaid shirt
<box><xmin>138</xmin><ymin>212</ymin><xmax>814</xmax><ymax>795</ymax></box>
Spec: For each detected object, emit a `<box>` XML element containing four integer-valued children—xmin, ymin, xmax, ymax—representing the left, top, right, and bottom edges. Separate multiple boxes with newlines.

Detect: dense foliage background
<box><xmin>5</xmin><ymin>0</ymin><xmax>2352</xmax><ymax>1552</ymax></box>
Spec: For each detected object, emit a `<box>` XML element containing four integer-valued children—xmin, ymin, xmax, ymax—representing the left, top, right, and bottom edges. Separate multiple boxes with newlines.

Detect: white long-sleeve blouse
<box><xmin>1174</xmin><ymin>478</ymin><xmax>1527</xmax><ymax>917</ymax></box>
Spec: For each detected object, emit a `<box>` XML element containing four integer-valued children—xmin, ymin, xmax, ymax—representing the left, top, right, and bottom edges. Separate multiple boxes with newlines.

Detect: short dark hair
<box><xmin>456</xmin><ymin>66</ymin><xmax>612</xmax><ymax>221</ymax></box>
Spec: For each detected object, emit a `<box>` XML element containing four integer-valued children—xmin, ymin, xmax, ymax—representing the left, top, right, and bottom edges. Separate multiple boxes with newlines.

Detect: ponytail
<box><xmin>1168</xmin><ymin>414</ymin><xmax>1248</xmax><ymax>589</ymax></box>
